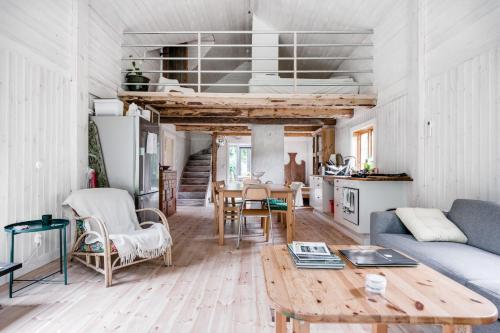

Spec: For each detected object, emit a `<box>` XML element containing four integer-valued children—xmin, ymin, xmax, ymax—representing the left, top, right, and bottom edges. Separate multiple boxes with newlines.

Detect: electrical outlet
<box><xmin>34</xmin><ymin>233</ymin><xmax>42</xmax><ymax>246</ymax></box>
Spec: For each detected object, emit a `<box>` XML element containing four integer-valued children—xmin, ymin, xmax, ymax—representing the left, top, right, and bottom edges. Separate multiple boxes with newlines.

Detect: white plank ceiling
<box><xmin>109</xmin><ymin>0</ymin><xmax>398</xmax><ymax>80</ymax></box>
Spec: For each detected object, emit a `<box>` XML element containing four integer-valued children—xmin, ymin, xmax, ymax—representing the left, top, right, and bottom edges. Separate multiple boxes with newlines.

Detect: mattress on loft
<box><xmin>248</xmin><ymin>76</ymin><xmax>359</xmax><ymax>94</ymax></box>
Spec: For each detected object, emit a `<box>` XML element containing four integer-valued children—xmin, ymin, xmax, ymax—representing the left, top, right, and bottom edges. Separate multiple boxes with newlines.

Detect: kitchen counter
<box><xmin>313</xmin><ymin>175</ymin><xmax>413</xmax><ymax>182</ymax></box>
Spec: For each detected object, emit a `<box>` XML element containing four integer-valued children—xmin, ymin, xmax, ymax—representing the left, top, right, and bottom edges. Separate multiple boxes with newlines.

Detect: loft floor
<box><xmin>0</xmin><ymin>207</ymin><xmax>439</xmax><ymax>333</ymax></box>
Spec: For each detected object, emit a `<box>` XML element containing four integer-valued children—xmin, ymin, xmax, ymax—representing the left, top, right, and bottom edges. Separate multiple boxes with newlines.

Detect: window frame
<box><xmin>350</xmin><ymin>121</ymin><xmax>375</xmax><ymax>170</ymax></box>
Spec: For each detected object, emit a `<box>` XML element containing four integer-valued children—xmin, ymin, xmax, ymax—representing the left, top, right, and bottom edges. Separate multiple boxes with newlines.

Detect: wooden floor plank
<box><xmin>0</xmin><ymin>206</ymin><xmax>441</xmax><ymax>333</ymax></box>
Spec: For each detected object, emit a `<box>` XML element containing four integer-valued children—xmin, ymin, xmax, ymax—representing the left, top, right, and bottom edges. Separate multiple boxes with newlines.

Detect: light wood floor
<box><xmin>0</xmin><ymin>207</ymin><xmax>439</xmax><ymax>333</ymax></box>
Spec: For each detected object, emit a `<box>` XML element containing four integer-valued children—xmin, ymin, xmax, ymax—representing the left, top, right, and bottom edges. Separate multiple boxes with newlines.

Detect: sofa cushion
<box><xmin>466</xmin><ymin>280</ymin><xmax>500</xmax><ymax>313</ymax></box>
<box><xmin>375</xmin><ymin>233</ymin><xmax>500</xmax><ymax>285</ymax></box>
<box><xmin>395</xmin><ymin>208</ymin><xmax>467</xmax><ymax>243</ymax></box>
<box><xmin>448</xmin><ymin>199</ymin><xmax>500</xmax><ymax>255</ymax></box>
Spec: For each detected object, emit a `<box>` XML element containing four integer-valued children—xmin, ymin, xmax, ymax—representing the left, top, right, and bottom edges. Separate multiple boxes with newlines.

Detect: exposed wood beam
<box><xmin>211</xmin><ymin>133</ymin><xmax>217</xmax><ymax>181</ymax></box>
<box><xmin>218</xmin><ymin>131</ymin><xmax>313</xmax><ymax>137</ymax></box>
<box><xmin>175</xmin><ymin>125</ymin><xmax>321</xmax><ymax>132</ymax></box>
<box><xmin>160</xmin><ymin>117</ymin><xmax>335</xmax><ymax>125</ymax></box>
<box><xmin>177</xmin><ymin>125</ymin><xmax>248</xmax><ymax>132</ymax></box>
<box><xmin>119</xmin><ymin>92</ymin><xmax>377</xmax><ymax>109</ymax></box>
<box><xmin>158</xmin><ymin>107</ymin><xmax>353</xmax><ymax>118</ymax></box>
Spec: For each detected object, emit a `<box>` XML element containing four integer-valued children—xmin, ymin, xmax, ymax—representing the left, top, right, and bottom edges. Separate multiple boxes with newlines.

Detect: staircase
<box><xmin>177</xmin><ymin>148</ymin><xmax>212</xmax><ymax>206</ymax></box>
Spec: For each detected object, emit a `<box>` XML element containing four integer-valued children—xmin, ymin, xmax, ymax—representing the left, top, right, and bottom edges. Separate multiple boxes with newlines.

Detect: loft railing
<box><xmin>121</xmin><ymin>30</ymin><xmax>373</xmax><ymax>93</ymax></box>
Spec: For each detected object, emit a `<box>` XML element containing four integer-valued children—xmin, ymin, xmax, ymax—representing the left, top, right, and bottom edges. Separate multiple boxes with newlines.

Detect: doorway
<box><xmin>228</xmin><ymin>145</ymin><xmax>252</xmax><ymax>181</ymax></box>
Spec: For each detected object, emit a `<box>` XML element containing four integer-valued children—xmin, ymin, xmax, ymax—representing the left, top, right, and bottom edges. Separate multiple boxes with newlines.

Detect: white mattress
<box><xmin>248</xmin><ymin>76</ymin><xmax>359</xmax><ymax>94</ymax></box>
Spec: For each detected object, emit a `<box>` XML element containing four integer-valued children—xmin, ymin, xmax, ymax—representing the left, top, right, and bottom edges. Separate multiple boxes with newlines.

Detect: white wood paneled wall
<box><xmin>0</xmin><ymin>0</ymin><xmax>75</xmax><ymax>278</ymax></box>
<box><xmin>336</xmin><ymin>0</ymin><xmax>500</xmax><ymax>209</ymax></box>
<box><xmin>421</xmin><ymin>0</ymin><xmax>500</xmax><ymax>209</ymax></box>
<box><xmin>89</xmin><ymin>0</ymin><xmax>123</xmax><ymax>98</ymax></box>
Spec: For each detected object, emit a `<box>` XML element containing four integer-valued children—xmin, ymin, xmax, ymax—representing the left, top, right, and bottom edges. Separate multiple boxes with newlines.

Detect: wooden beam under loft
<box><xmin>161</xmin><ymin>117</ymin><xmax>336</xmax><ymax>126</ymax></box>
<box><xmin>175</xmin><ymin>125</ymin><xmax>322</xmax><ymax>132</ymax></box>
<box><xmin>118</xmin><ymin>92</ymin><xmax>377</xmax><ymax>120</ymax></box>
<box><xmin>176</xmin><ymin>125</ymin><xmax>318</xmax><ymax>137</ymax></box>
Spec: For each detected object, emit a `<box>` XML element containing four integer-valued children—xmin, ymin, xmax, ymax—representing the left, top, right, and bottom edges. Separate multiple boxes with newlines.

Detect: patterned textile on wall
<box><xmin>88</xmin><ymin>120</ymin><xmax>109</xmax><ymax>187</ymax></box>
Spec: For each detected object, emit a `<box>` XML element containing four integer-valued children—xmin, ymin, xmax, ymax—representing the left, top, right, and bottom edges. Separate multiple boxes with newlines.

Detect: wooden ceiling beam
<box><xmin>160</xmin><ymin>117</ymin><xmax>335</xmax><ymax>125</ymax></box>
<box><xmin>119</xmin><ymin>92</ymin><xmax>377</xmax><ymax>110</ymax></box>
<box><xmin>158</xmin><ymin>107</ymin><xmax>353</xmax><ymax>118</ymax></box>
<box><xmin>175</xmin><ymin>125</ymin><xmax>322</xmax><ymax>132</ymax></box>
<box><xmin>218</xmin><ymin>132</ymin><xmax>313</xmax><ymax>137</ymax></box>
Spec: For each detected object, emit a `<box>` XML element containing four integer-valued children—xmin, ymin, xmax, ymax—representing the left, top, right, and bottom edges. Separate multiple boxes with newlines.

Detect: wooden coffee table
<box><xmin>261</xmin><ymin>245</ymin><xmax>498</xmax><ymax>333</ymax></box>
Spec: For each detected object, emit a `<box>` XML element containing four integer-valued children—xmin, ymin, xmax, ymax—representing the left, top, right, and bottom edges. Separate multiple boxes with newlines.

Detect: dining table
<box><xmin>215</xmin><ymin>182</ymin><xmax>295</xmax><ymax>246</ymax></box>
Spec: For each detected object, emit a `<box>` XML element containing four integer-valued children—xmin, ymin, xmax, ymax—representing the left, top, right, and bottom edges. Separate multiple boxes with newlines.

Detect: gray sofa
<box><xmin>370</xmin><ymin>199</ymin><xmax>500</xmax><ymax>333</ymax></box>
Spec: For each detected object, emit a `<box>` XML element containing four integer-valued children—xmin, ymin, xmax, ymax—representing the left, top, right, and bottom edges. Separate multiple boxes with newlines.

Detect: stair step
<box><xmin>183</xmin><ymin>171</ymin><xmax>210</xmax><ymax>178</ymax></box>
<box><xmin>185</xmin><ymin>165</ymin><xmax>211</xmax><ymax>172</ymax></box>
<box><xmin>179</xmin><ymin>185</ymin><xmax>207</xmax><ymax>192</ymax></box>
<box><xmin>177</xmin><ymin>198</ymin><xmax>206</xmax><ymax>207</ymax></box>
<box><xmin>181</xmin><ymin>178</ymin><xmax>209</xmax><ymax>185</ymax></box>
<box><xmin>178</xmin><ymin>191</ymin><xmax>206</xmax><ymax>199</ymax></box>
<box><xmin>190</xmin><ymin>154</ymin><xmax>212</xmax><ymax>160</ymax></box>
<box><xmin>187</xmin><ymin>160</ymin><xmax>211</xmax><ymax>166</ymax></box>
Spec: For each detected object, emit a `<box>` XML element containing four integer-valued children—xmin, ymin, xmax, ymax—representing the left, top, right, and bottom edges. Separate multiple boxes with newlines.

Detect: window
<box><xmin>227</xmin><ymin>145</ymin><xmax>252</xmax><ymax>181</ymax></box>
<box><xmin>352</xmin><ymin>126</ymin><xmax>374</xmax><ymax>170</ymax></box>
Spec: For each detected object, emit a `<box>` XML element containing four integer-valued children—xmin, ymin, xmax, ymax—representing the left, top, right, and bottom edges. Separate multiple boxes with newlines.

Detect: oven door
<box><xmin>342</xmin><ymin>187</ymin><xmax>359</xmax><ymax>225</ymax></box>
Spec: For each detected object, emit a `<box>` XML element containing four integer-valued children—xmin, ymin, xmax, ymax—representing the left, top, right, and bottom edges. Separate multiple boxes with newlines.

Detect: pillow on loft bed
<box><xmin>156</xmin><ymin>77</ymin><xmax>195</xmax><ymax>93</ymax></box>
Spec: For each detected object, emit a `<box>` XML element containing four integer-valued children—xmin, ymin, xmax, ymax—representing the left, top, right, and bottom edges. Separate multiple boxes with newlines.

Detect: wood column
<box><xmin>442</xmin><ymin>325</ymin><xmax>472</xmax><ymax>333</ymax></box>
<box><xmin>211</xmin><ymin>133</ymin><xmax>217</xmax><ymax>182</ymax></box>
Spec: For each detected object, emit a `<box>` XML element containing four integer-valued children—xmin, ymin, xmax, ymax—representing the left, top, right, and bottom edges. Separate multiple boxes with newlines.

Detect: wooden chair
<box><xmin>212</xmin><ymin>181</ymin><xmax>240</xmax><ymax>233</ymax></box>
<box><xmin>69</xmin><ymin>207</ymin><xmax>172</xmax><ymax>287</ymax></box>
<box><xmin>237</xmin><ymin>184</ymin><xmax>273</xmax><ymax>248</ymax></box>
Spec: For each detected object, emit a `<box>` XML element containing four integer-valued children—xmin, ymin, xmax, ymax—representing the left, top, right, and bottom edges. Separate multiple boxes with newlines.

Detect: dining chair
<box><xmin>212</xmin><ymin>181</ymin><xmax>240</xmax><ymax>233</ymax></box>
<box><xmin>237</xmin><ymin>184</ymin><xmax>273</xmax><ymax>249</ymax></box>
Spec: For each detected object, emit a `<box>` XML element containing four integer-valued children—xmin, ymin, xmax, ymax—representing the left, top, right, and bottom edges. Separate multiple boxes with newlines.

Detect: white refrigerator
<box><xmin>91</xmin><ymin>115</ymin><xmax>160</xmax><ymax>221</ymax></box>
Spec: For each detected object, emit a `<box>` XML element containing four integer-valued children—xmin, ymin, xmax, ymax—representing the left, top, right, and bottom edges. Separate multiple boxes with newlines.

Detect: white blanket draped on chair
<box><xmin>64</xmin><ymin>188</ymin><xmax>172</xmax><ymax>264</ymax></box>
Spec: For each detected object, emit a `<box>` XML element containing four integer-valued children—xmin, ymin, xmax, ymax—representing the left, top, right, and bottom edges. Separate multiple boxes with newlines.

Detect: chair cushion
<box><xmin>75</xmin><ymin>220</ymin><xmax>117</xmax><ymax>253</ymax></box>
<box><xmin>448</xmin><ymin>199</ymin><xmax>500</xmax><ymax>255</ymax></box>
<box><xmin>395</xmin><ymin>208</ymin><xmax>467</xmax><ymax>243</ymax></box>
<box><xmin>465</xmin><ymin>280</ymin><xmax>500</xmax><ymax>313</ymax></box>
<box><xmin>374</xmin><ymin>233</ymin><xmax>500</xmax><ymax>285</ymax></box>
<box><xmin>267</xmin><ymin>199</ymin><xmax>288</xmax><ymax>211</ymax></box>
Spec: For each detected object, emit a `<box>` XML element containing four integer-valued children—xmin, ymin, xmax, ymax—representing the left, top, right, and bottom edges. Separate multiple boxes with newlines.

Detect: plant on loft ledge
<box><xmin>125</xmin><ymin>58</ymin><xmax>150</xmax><ymax>92</ymax></box>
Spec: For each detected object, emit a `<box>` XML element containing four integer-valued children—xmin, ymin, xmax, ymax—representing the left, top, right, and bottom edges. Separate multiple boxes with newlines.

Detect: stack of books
<box><xmin>287</xmin><ymin>241</ymin><xmax>345</xmax><ymax>269</ymax></box>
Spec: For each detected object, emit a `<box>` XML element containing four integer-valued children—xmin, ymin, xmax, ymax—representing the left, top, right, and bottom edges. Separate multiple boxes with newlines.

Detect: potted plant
<box><xmin>125</xmin><ymin>58</ymin><xmax>150</xmax><ymax>91</ymax></box>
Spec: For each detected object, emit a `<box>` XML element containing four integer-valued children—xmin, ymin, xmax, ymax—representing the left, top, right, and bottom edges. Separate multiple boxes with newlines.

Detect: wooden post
<box><xmin>292</xmin><ymin>319</ymin><xmax>310</xmax><ymax>333</ymax></box>
<box><xmin>442</xmin><ymin>325</ymin><xmax>472</xmax><ymax>333</ymax></box>
<box><xmin>275</xmin><ymin>312</ymin><xmax>287</xmax><ymax>333</ymax></box>
<box><xmin>372</xmin><ymin>324</ymin><xmax>388</xmax><ymax>333</ymax></box>
<box><xmin>211</xmin><ymin>132</ymin><xmax>218</xmax><ymax>182</ymax></box>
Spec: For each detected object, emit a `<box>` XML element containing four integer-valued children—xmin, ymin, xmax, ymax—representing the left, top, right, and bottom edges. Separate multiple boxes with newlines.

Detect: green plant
<box><xmin>126</xmin><ymin>59</ymin><xmax>143</xmax><ymax>77</ymax></box>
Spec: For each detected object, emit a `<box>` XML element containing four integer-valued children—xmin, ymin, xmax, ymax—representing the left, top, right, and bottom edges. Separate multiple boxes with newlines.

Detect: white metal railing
<box><xmin>121</xmin><ymin>30</ymin><xmax>374</xmax><ymax>93</ymax></box>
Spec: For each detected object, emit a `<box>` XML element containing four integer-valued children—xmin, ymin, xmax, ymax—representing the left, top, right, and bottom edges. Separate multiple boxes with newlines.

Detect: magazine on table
<box><xmin>291</xmin><ymin>241</ymin><xmax>332</xmax><ymax>258</ymax></box>
<box><xmin>287</xmin><ymin>242</ymin><xmax>345</xmax><ymax>269</ymax></box>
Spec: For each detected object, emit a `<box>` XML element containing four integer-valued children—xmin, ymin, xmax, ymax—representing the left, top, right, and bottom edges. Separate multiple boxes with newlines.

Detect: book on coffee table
<box><xmin>339</xmin><ymin>248</ymin><xmax>418</xmax><ymax>267</ymax></box>
<box><xmin>287</xmin><ymin>242</ymin><xmax>345</xmax><ymax>269</ymax></box>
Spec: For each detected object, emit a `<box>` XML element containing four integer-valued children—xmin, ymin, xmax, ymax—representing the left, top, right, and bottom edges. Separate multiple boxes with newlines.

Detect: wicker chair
<box><xmin>69</xmin><ymin>207</ymin><xmax>172</xmax><ymax>287</ymax></box>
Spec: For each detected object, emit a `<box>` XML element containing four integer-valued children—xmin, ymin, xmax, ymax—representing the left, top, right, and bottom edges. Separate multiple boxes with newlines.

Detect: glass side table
<box><xmin>4</xmin><ymin>219</ymin><xmax>69</xmax><ymax>298</ymax></box>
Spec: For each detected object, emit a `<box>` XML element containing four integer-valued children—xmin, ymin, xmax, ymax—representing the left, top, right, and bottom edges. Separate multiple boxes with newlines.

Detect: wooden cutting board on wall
<box><xmin>285</xmin><ymin>152</ymin><xmax>306</xmax><ymax>184</ymax></box>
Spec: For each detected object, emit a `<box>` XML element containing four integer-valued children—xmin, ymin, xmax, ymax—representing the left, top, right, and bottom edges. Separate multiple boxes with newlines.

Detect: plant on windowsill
<box><xmin>125</xmin><ymin>58</ymin><xmax>150</xmax><ymax>92</ymax></box>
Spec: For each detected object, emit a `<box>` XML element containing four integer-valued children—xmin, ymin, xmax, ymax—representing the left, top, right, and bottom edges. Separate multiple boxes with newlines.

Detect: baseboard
<box><xmin>313</xmin><ymin>210</ymin><xmax>370</xmax><ymax>245</ymax></box>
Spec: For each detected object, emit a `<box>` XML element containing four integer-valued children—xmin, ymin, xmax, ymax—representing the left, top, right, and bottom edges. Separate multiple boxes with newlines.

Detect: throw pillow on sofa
<box><xmin>395</xmin><ymin>208</ymin><xmax>468</xmax><ymax>243</ymax></box>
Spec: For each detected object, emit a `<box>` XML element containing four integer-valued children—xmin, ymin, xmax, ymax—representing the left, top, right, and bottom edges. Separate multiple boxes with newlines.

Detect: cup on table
<box><xmin>365</xmin><ymin>274</ymin><xmax>387</xmax><ymax>294</ymax></box>
<box><xmin>41</xmin><ymin>214</ymin><xmax>52</xmax><ymax>226</ymax></box>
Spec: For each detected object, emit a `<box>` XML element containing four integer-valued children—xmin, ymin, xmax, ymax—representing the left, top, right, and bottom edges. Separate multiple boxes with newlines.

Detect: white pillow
<box><xmin>156</xmin><ymin>77</ymin><xmax>179</xmax><ymax>92</ymax></box>
<box><xmin>395</xmin><ymin>208</ymin><xmax>468</xmax><ymax>243</ymax></box>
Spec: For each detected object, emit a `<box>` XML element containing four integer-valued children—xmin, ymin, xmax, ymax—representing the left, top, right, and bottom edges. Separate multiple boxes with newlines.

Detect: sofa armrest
<box><xmin>370</xmin><ymin>211</ymin><xmax>409</xmax><ymax>244</ymax></box>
